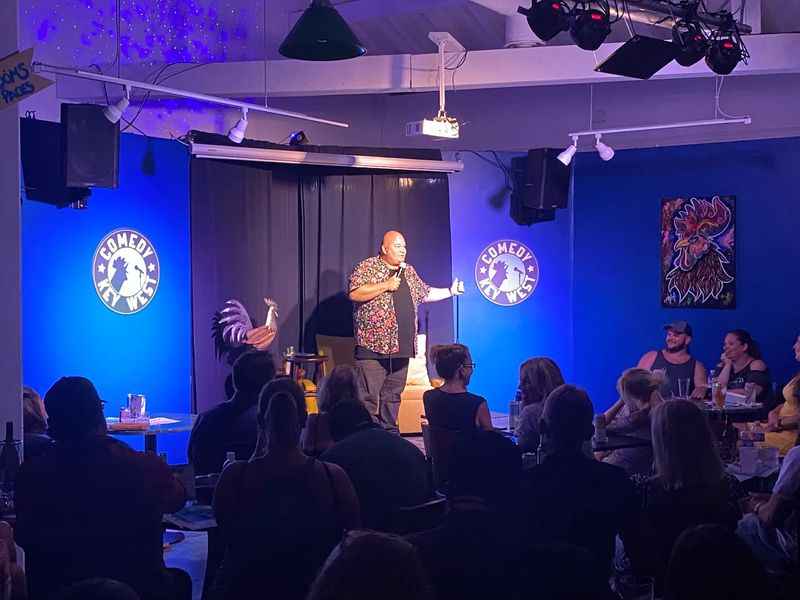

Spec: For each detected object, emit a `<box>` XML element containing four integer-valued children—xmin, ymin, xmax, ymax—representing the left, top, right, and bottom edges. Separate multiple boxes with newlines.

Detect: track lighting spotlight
<box><xmin>706</xmin><ymin>12</ymin><xmax>747</xmax><ymax>75</ymax></box>
<box><xmin>557</xmin><ymin>136</ymin><xmax>578</xmax><ymax>166</ymax></box>
<box><xmin>594</xmin><ymin>134</ymin><xmax>614</xmax><ymax>161</ymax></box>
<box><xmin>517</xmin><ymin>1</ymin><xmax>570</xmax><ymax>42</ymax></box>
<box><xmin>672</xmin><ymin>19</ymin><xmax>709</xmax><ymax>67</ymax></box>
<box><xmin>227</xmin><ymin>108</ymin><xmax>248</xmax><ymax>144</ymax></box>
<box><xmin>569</xmin><ymin>5</ymin><xmax>611</xmax><ymax>51</ymax></box>
<box><xmin>103</xmin><ymin>85</ymin><xmax>130</xmax><ymax>124</ymax></box>
<box><xmin>288</xmin><ymin>130</ymin><xmax>309</xmax><ymax>146</ymax></box>
<box><xmin>279</xmin><ymin>0</ymin><xmax>366</xmax><ymax>61</ymax></box>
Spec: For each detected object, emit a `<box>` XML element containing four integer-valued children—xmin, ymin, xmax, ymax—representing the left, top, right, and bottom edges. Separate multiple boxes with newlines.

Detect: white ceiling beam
<box><xmin>55</xmin><ymin>33</ymin><xmax>800</xmax><ymax>103</ymax></box>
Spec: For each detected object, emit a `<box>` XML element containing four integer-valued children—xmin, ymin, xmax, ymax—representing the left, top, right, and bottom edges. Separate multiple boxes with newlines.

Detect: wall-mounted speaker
<box><xmin>509</xmin><ymin>149</ymin><xmax>571</xmax><ymax>225</ymax></box>
<box><xmin>61</xmin><ymin>103</ymin><xmax>119</xmax><ymax>188</ymax></box>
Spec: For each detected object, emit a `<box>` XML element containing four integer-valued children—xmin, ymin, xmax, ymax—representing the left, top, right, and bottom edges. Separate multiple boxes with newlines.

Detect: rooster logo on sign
<box><xmin>665</xmin><ymin>196</ymin><xmax>733</xmax><ymax>304</ymax></box>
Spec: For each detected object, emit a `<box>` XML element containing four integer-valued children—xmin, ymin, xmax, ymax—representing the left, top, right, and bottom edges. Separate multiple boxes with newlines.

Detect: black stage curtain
<box><xmin>190</xmin><ymin>150</ymin><xmax>453</xmax><ymax>413</ymax></box>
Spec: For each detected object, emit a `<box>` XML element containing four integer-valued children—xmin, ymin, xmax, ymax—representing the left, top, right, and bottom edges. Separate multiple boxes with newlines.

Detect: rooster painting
<box><xmin>662</xmin><ymin>196</ymin><xmax>735</xmax><ymax>308</ymax></box>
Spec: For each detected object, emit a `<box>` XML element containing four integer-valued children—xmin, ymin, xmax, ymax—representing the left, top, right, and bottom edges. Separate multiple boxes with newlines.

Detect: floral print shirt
<box><xmin>349</xmin><ymin>256</ymin><xmax>430</xmax><ymax>356</ymax></box>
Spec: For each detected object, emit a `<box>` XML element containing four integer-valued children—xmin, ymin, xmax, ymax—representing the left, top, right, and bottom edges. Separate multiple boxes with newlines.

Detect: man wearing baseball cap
<box><xmin>637</xmin><ymin>321</ymin><xmax>708</xmax><ymax>399</ymax></box>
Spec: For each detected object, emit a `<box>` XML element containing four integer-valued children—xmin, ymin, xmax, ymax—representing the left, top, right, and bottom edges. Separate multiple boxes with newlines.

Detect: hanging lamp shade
<box><xmin>279</xmin><ymin>0</ymin><xmax>366</xmax><ymax>61</ymax></box>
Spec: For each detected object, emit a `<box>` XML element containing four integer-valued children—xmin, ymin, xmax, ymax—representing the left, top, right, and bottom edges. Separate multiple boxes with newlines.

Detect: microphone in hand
<box><xmin>396</xmin><ymin>261</ymin><xmax>407</xmax><ymax>279</ymax></box>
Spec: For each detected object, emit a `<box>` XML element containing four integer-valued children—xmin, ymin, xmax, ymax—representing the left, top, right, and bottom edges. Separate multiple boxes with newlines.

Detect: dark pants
<box><xmin>356</xmin><ymin>357</ymin><xmax>409</xmax><ymax>434</ymax></box>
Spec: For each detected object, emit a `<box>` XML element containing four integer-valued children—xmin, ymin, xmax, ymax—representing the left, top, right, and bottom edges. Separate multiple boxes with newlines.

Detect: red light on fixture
<box><xmin>590</xmin><ymin>12</ymin><xmax>603</xmax><ymax>21</ymax></box>
<box><xmin>551</xmin><ymin>2</ymin><xmax>561</xmax><ymax>8</ymax></box>
<box><xmin>722</xmin><ymin>40</ymin><xmax>735</xmax><ymax>49</ymax></box>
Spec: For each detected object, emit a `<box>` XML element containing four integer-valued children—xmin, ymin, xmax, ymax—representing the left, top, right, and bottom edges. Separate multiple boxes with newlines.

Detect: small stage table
<box><xmin>107</xmin><ymin>413</ymin><xmax>196</xmax><ymax>453</ymax></box>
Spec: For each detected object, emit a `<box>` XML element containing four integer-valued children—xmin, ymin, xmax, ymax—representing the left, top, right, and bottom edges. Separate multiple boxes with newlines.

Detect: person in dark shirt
<box><xmin>521</xmin><ymin>384</ymin><xmax>638</xmax><ymax>578</ymax></box>
<box><xmin>407</xmin><ymin>430</ymin><xmax>523</xmax><ymax>600</ymax></box>
<box><xmin>637</xmin><ymin>320</ymin><xmax>708</xmax><ymax>400</ymax></box>
<box><xmin>188</xmin><ymin>350</ymin><xmax>276</xmax><ymax>474</ymax></box>
<box><xmin>423</xmin><ymin>344</ymin><xmax>492</xmax><ymax>432</ymax></box>
<box><xmin>15</xmin><ymin>376</ymin><xmax>188</xmax><ymax>600</ymax></box>
<box><xmin>321</xmin><ymin>401</ymin><xmax>431</xmax><ymax>530</ymax></box>
<box><xmin>716</xmin><ymin>329</ymin><xmax>771</xmax><ymax>405</ymax></box>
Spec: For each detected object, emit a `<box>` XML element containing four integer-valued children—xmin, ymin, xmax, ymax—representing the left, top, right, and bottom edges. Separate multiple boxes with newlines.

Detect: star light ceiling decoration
<box><xmin>22</xmin><ymin>0</ymin><xmax>265</xmax><ymax>68</ymax></box>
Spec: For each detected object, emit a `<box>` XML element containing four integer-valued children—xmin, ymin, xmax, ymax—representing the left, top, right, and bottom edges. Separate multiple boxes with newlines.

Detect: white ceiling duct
<box><xmin>468</xmin><ymin>0</ymin><xmax>544</xmax><ymax>47</ymax></box>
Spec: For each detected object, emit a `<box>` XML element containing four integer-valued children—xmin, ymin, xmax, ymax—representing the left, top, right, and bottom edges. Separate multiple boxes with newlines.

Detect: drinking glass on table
<box><xmin>744</xmin><ymin>382</ymin><xmax>757</xmax><ymax>405</ymax></box>
<box><xmin>676</xmin><ymin>377</ymin><xmax>691</xmax><ymax>400</ymax></box>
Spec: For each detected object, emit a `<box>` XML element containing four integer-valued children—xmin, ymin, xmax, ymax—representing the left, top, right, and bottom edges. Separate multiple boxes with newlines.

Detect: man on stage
<box><xmin>349</xmin><ymin>230</ymin><xmax>464</xmax><ymax>433</ymax></box>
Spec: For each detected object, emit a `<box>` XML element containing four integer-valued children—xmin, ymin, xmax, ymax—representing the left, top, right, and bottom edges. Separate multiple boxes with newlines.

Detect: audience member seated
<box><xmin>188</xmin><ymin>350</ymin><xmax>276</xmax><ymax>475</ymax></box>
<box><xmin>55</xmin><ymin>578</ymin><xmax>142</xmax><ymax>600</ymax></box>
<box><xmin>600</xmin><ymin>368</ymin><xmax>664</xmax><ymax>477</ymax></box>
<box><xmin>736</xmin><ymin>444</ymin><xmax>800</xmax><ymax>574</ymax></box>
<box><xmin>15</xmin><ymin>376</ymin><xmax>189</xmax><ymax>600</ymax></box>
<box><xmin>664</xmin><ymin>524</ymin><xmax>768</xmax><ymax>600</ymax></box>
<box><xmin>521</xmin><ymin>385</ymin><xmax>637</xmax><ymax>578</ymax></box>
<box><xmin>306</xmin><ymin>531</ymin><xmax>433</xmax><ymax>600</ymax></box>
<box><xmin>22</xmin><ymin>385</ymin><xmax>53</xmax><ymax>460</ymax></box>
<box><xmin>321</xmin><ymin>401</ymin><xmax>431</xmax><ymax>530</ymax></box>
<box><xmin>515</xmin><ymin>357</ymin><xmax>564</xmax><ymax>452</ymax></box>
<box><xmin>212</xmin><ymin>377</ymin><xmax>360</xmax><ymax>600</ymax></box>
<box><xmin>622</xmin><ymin>400</ymin><xmax>742</xmax><ymax>593</ymax></box>
<box><xmin>408</xmin><ymin>430</ymin><xmax>523</xmax><ymax>600</ymax></box>
<box><xmin>763</xmin><ymin>334</ymin><xmax>799</xmax><ymax>455</ymax></box>
<box><xmin>717</xmin><ymin>329</ymin><xmax>771</xmax><ymax>406</ymax></box>
<box><xmin>302</xmin><ymin>365</ymin><xmax>363</xmax><ymax>456</ymax></box>
<box><xmin>637</xmin><ymin>320</ymin><xmax>708</xmax><ymax>399</ymax></box>
<box><xmin>423</xmin><ymin>344</ymin><xmax>492</xmax><ymax>432</ymax></box>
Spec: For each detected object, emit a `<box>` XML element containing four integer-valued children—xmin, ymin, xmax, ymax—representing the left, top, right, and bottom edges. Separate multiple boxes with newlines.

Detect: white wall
<box><xmin>0</xmin><ymin>1</ymin><xmax>22</xmax><ymax>436</ymax></box>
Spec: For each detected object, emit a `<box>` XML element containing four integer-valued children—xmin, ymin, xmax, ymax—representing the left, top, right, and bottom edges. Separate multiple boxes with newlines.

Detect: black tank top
<box><xmin>651</xmin><ymin>351</ymin><xmax>696</xmax><ymax>398</ymax></box>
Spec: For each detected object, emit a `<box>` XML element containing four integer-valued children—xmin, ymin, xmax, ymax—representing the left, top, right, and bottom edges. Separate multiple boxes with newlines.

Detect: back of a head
<box><xmin>541</xmin><ymin>384</ymin><xmax>594</xmax><ymax>448</ymax></box>
<box><xmin>617</xmin><ymin>367</ymin><xmax>666</xmax><ymax>405</ymax></box>
<box><xmin>56</xmin><ymin>578</ymin><xmax>141</xmax><ymax>600</ymax></box>
<box><xmin>665</xmin><ymin>524</ymin><xmax>767</xmax><ymax>600</ymax></box>
<box><xmin>44</xmin><ymin>376</ymin><xmax>105</xmax><ymax>442</ymax></box>
<box><xmin>257</xmin><ymin>377</ymin><xmax>308</xmax><ymax>450</ymax></box>
<box><xmin>448</xmin><ymin>430</ymin><xmax>521</xmax><ymax>507</ymax></box>
<box><xmin>652</xmin><ymin>400</ymin><xmax>723</xmax><ymax>490</ymax></box>
<box><xmin>232</xmin><ymin>350</ymin><xmax>276</xmax><ymax>400</ymax></box>
<box><xmin>519</xmin><ymin>357</ymin><xmax>565</xmax><ymax>407</ymax></box>
<box><xmin>328</xmin><ymin>400</ymin><xmax>375</xmax><ymax>442</ymax></box>
<box><xmin>431</xmin><ymin>344</ymin><xmax>470</xmax><ymax>381</ymax></box>
<box><xmin>23</xmin><ymin>385</ymin><xmax>47</xmax><ymax>434</ymax></box>
<box><xmin>318</xmin><ymin>365</ymin><xmax>361</xmax><ymax>413</ymax></box>
<box><xmin>307</xmin><ymin>531</ymin><xmax>433</xmax><ymax>600</ymax></box>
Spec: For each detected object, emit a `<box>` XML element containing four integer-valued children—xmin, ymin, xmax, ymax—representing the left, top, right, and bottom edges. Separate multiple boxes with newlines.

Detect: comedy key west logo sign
<box><xmin>93</xmin><ymin>229</ymin><xmax>160</xmax><ymax>315</ymax></box>
<box><xmin>475</xmin><ymin>240</ymin><xmax>539</xmax><ymax>306</ymax></box>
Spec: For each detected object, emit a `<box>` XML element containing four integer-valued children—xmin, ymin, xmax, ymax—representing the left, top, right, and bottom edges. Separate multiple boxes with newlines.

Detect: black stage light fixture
<box><xmin>570</xmin><ymin>5</ymin><xmax>612</xmax><ymax>51</ymax></box>
<box><xmin>279</xmin><ymin>0</ymin><xmax>366</xmax><ymax>61</ymax></box>
<box><xmin>517</xmin><ymin>1</ymin><xmax>570</xmax><ymax>41</ymax></box>
<box><xmin>288</xmin><ymin>130</ymin><xmax>309</xmax><ymax>146</ymax></box>
<box><xmin>706</xmin><ymin>33</ymin><xmax>743</xmax><ymax>75</ymax></box>
<box><xmin>672</xmin><ymin>19</ymin><xmax>709</xmax><ymax>67</ymax></box>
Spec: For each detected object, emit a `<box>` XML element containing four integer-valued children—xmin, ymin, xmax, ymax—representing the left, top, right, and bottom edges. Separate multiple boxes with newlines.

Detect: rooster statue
<box><xmin>212</xmin><ymin>297</ymin><xmax>278</xmax><ymax>364</ymax></box>
<box><xmin>665</xmin><ymin>197</ymin><xmax>734</xmax><ymax>304</ymax></box>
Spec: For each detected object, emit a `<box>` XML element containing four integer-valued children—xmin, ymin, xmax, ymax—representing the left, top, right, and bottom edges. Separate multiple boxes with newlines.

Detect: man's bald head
<box><xmin>380</xmin><ymin>230</ymin><xmax>407</xmax><ymax>266</ymax></box>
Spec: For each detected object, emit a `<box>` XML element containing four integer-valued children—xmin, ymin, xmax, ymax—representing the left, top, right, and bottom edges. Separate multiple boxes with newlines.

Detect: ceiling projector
<box><xmin>405</xmin><ymin>116</ymin><xmax>460</xmax><ymax>139</ymax></box>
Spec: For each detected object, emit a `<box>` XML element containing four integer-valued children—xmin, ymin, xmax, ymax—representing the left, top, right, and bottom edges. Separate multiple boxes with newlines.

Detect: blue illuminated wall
<box><xmin>572</xmin><ymin>137</ymin><xmax>800</xmax><ymax>410</ymax></box>
<box><xmin>22</xmin><ymin>134</ymin><xmax>191</xmax><ymax>421</ymax></box>
<box><xmin>448</xmin><ymin>152</ymin><xmax>573</xmax><ymax>412</ymax></box>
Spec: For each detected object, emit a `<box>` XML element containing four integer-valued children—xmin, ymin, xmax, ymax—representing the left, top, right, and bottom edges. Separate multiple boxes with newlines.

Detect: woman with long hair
<box><xmin>716</xmin><ymin>329</ymin><xmax>771</xmax><ymax>405</ymax></box>
<box><xmin>622</xmin><ymin>400</ymin><xmax>742</xmax><ymax>593</ymax></box>
<box><xmin>515</xmin><ymin>357</ymin><xmax>565</xmax><ymax>452</ymax></box>
<box><xmin>763</xmin><ymin>334</ymin><xmax>800</xmax><ymax>455</ymax></box>
<box><xmin>212</xmin><ymin>377</ymin><xmax>360</xmax><ymax>600</ymax></box>
<box><xmin>303</xmin><ymin>365</ymin><xmax>367</xmax><ymax>455</ymax></box>
<box><xmin>600</xmin><ymin>368</ymin><xmax>665</xmax><ymax>476</ymax></box>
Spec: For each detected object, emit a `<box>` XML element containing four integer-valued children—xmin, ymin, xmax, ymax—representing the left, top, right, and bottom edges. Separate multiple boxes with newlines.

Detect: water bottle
<box><xmin>509</xmin><ymin>390</ymin><xmax>522</xmax><ymax>433</ymax></box>
<box><xmin>593</xmin><ymin>414</ymin><xmax>608</xmax><ymax>444</ymax></box>
<box><xmin>222</xmin><ymin>451</ymin><xmax>236</xmax><ymax>471</ymax></box>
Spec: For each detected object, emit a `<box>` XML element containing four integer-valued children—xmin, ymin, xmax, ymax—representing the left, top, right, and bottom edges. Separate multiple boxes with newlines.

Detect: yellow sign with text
<box><xmin>0</xmin><ymin>48</ymin><xmax>53</xmax><ymax>110</ymax></box>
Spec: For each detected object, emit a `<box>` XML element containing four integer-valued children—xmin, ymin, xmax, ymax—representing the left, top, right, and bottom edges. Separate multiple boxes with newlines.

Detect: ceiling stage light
<box><xmin>594</xmin><ymin>134</ymin><xmax>614</xmax><ymax>161</ymax></box>
<box><xmin>569</xmin><ymin>6</ymin><xmax>611</xmax><ymax>51</ymax></box>
<box><xmin>517</xmin><ymin>1</ymin><xmax>570</xmax><ymax>42</ymax></box>
<box><xmin>706</xmin><ymin>34</ymin><xmax>743</xmax><ymax>75</ymax></box>
<box><xmin>279</xmin><ymin>0</ymin><xmax>366</xmax><ymax>61</ymax></box>
<box><xmin>288</xmin><ymin>130</ymin><xmax>309</xmax><ymax>146</ymax></box>
<box><xmin>672</xmin><ymin>20</ymin><xmax>709</xmax><ymax>67</ymax></box>
<box><xmin>227</xmin><ymin>108</ymin><xmax>248</xmax><ymax>144</ymax></box>
<box><xmin>557</xmin><ymin>136</ymin><xmax>578</xmax><ymax>166</ymax></box>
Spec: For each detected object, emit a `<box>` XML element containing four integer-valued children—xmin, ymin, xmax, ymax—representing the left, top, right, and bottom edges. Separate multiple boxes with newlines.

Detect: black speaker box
<box><xmin>61</xmin><ymin>103</ymin><xmax>119</xmax><ymax>188</ymax></box>
<box><xmin>509</xmin><ymin>150</ymin><xmax>570</xmax><ymax>225</ymax></box>
<box><xmin>21</xmin><ymin>117</ymin><xmax>91</xmax><ymax>208</ymax></box>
